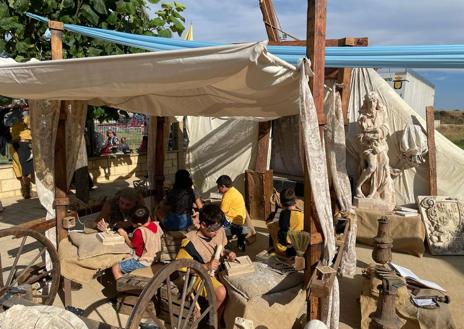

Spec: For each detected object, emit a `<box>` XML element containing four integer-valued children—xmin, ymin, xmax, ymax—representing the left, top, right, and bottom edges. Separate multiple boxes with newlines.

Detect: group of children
<box><xmin>108</xmin><ymin>173</ymin><xmax>248</xmax><ymax>314</ymax></box>
<box><xmin>107</xmin><ymin>173</ymin><xmax>302</xmax><ymax>318</ymax></box>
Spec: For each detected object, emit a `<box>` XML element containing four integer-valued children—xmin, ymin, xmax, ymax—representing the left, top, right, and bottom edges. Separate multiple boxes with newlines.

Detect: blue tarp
<box><xmin>27</xmin><ymin>13</ymin><xmax>464</xmax><ymax>69</ymax></box>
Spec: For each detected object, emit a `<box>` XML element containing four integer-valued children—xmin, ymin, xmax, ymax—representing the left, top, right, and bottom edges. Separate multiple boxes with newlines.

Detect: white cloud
<box><xmin>155</xmin><ymin>0</ymin><xmax>464</xmax><ymax>45</ymax></box>
<box><xmin>148</xmin><ymin>0</ymin><xmax>464</xmax><ymax>108</ymax></box>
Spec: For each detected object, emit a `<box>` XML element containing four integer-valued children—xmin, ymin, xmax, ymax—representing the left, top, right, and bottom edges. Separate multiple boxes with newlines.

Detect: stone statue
<box><xmin>355</xmin><ymin>92</ymin><xmax>394</xmax><ymax>205</ymax></box>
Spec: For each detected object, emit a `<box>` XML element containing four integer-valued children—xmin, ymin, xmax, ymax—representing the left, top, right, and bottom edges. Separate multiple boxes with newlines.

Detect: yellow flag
<box><xmin>184</xmin><ymin>24</ymin><xmax>193</xmax><ymax>41</ymax></box>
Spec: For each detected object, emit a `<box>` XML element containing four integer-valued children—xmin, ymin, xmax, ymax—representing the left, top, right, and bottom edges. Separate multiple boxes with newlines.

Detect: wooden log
<box><xmin>426</xmin><ymin>107</ymin><xmax>438</xmax><ymax>196</ymax></box>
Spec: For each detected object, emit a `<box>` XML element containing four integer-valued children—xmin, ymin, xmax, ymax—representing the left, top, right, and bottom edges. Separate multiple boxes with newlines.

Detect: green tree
<box><xmin>0</xmin><ymin>0</ymin><xmax>186</xmax><ymax>121</ymax></box>
<box><xmin>0</xmin><ymin>0</ymin><xmax>186</xmax><ymax>61</ymax></box>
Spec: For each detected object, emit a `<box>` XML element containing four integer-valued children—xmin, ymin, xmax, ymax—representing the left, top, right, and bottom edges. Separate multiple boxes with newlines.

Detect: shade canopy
<box><xmin>0</xmin><ymin>42</ymin><xmax>301</xmax><ymax>118</ymax></box>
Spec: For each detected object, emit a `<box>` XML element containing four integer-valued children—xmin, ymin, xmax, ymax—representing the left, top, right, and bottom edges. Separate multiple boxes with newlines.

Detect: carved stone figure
<box><xmin>418</xmin><ymin>196</ymin><xmax>464</xmax><ymax>255</ymax></box>
<box><xmin>355</xmin><ymin>92</ymin><xmax>394</xmax><ymax>206</ymax></box>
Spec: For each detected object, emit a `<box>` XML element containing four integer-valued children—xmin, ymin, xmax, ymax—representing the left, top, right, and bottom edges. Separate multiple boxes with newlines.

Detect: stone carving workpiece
<box><xmin>418</xmin><ymin>196</ymin><xmax>464</xmax><ymax>255</ymax></box>
<box><xmin>355</xmin><ymin>91</ymin><xmax>395</xmax><ymax>208</ymax></box>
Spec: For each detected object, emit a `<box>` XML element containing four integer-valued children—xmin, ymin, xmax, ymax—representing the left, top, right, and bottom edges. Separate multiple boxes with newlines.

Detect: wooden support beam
<box><xmin>268</xmin><ymin>37</ymin><xmax>368</xmax><ymax>47</ymax></box>
<box><xmin>306</xmin><ymin>0</ymin><xmax>327</xmax><ymax>125</ymax></box>
<box><xmin>255</xmin><ymin>121</ymin><xmax>271</xmax><ymax>172</ymax></box>
<box><xmin>426</xmin><ymin>107</ymin><xmax>438</xmax><ymax>196</ymax></box>
<box><xmin>259</xmin><ymin>0</ymin><xmax>281</xmax><ymax>43</ymax></box>
<box><xmin>305</xmin><ymin>0</ymin><xmax>327</xmax><ymax>321</ymax></box>
<box><xmin>337</xmin><ymin>68</ymin><xmax>352</xmax><ymax>124</ymax></box>
<box><xmin>154</xmin><ymin>117</ymin><xmax>166</xmax><ymax>202</ymax></box>
<box><xmin>49</xmin><ymin>19</ymin><xmax>72</xmax><ymax>308</ymax></box>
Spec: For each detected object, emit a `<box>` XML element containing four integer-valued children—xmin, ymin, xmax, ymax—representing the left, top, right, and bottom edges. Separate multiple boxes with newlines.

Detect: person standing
<box><xmin>5</xmin><ymin>104</ymin><xmax>33</xmax><ymax>199</ymax></box>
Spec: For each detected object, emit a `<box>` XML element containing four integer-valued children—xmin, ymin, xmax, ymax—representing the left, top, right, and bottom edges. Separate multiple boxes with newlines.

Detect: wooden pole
<box><xmin>154</xmin><ymin>117</ymin><xmax>166</xmax><ymax>202</ymax></box>
<box><xmin>305</xmin><ymin>0</ymin><xmax>326</xmax><ymax>321</ymax></box>
<box><xmin>256</xmin><ymin>0</ymin><xmax>277</xmax><ymax>173</ymax></box>
<box><xmin>426</xmin><ymin>107</ymin><xmax>438</xmax><ymax>196</ymax></box>
<box><xmin>48</xmin><ymin>20</ymin><xmax>72</xmax><ymax>307</ymax></box>
<box><xmin>259</xmin><ymin>0</ymin><xmax>281</xmax><ymax>43</ymax></box>
<box><xmin>306</xmin><ymin>0</ymin><xmax>327</xmax><ymax>125</ymax></box>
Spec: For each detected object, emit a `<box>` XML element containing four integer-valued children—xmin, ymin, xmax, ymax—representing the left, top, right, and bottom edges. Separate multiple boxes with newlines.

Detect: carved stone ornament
<box><xmin>418</xmin><ymin>196</ymin><xmax>464</xmax><ymax>255</ymax></box>
<box><xmin>355</xmin><ymin>91</ymin><xmax>395</xmax><ymax>209</ymax></box>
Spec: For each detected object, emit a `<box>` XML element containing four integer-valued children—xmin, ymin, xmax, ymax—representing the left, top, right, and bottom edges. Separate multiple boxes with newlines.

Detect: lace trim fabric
<box><xmin>324</xmin><ymin>84</ymin><xmax>357</xmax><ymax>278</ymax></box>
<box><xmin>298</xmin><ymin>59</ymin><xmax>338</xmax><ymax>329</ymax></box>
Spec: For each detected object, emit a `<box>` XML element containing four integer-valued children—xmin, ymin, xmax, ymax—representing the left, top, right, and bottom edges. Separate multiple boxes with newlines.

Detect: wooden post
<box><xmin>259</xmin><ymin>0</ymin><xmax>281</xmax><ymax>43</ymax></box>
<box><xmin>49</xmin><ymin>20</ymin><xmax>72</xmax><ymax>307</ymax></box>
<box><xmin>154</xmin><ymin>117</ymin><xmax>166</xmax><ymax>202</ymax></box>
<box><xmin>255</xmin><ymin>121</ymin><xmax>271</xmax><ymax>172</ymax></box>
<box><xmin>305</xmin><ymin>0</ymin><xmax>326</xmax><ymax>320</ymax></box>
<box><xmin>306</xmin><ymin>0</ymin><xmax>326</xmax><ymax>125</ymax></box>
<box><xmin>426</xmin><ymin>107</ymin><xmax>438</xmax><ymax>196</ymax></box>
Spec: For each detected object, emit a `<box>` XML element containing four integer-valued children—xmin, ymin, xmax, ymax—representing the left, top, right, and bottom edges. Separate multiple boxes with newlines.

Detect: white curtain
<box><xmin>29</xmin><ymin>100</ymin><xmax>87</xmax><ymax>252</ymax></box>
<box><xmin>299</xmin><ymin>59</ymin><xmax>338</xmax><ymax>329</ymax></box>
<box><xmin>185</xmin><ymin>117</ymin><xmax>258</xmax><ymax>196</ymax></box>
<box><xmin>324</xmin><ymin>83</ymin><xmax>356</xmax><ymax>278</ymax></box>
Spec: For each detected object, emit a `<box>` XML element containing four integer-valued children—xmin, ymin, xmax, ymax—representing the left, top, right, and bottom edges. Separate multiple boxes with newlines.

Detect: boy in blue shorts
<box><xmin>112</xmin><ymin>207</ymin><xmax>160</xmax><ymax>280</ymax></box>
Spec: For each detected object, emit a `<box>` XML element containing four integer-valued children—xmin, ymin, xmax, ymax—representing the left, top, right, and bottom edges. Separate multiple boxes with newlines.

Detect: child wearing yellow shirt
<box><xmin>216</xmin><ymin>175</ymin><xmax>248</xmax><ymax>251</ymax></box>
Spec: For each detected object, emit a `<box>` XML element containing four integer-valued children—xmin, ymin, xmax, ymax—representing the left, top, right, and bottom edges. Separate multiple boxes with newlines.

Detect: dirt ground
<box><xmin>57</xmin><ymin>222</ymin><xmax>464</xmax><ymax>328</ymax></box>
<box><xmin>1</xmin><ymin>199</ymin><xmax>463</xmax><ymax>328</ymax></box>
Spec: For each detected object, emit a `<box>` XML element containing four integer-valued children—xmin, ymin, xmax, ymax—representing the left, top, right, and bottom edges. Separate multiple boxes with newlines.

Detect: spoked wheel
<box><xmin>0</xmin><ymin>227</ymin><xmax>60</xmax><ymax>306</ymax></box>
<box><xmin>126</xmin><ymin>259</ymin><xmax>218</xmax><ymax>329</ymax></box>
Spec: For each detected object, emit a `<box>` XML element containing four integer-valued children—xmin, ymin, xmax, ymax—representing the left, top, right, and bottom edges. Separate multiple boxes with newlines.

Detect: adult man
<box><xmin>95</xmin><ymin>187</ymin><xmax>145</xmax><ymax>233</ymax></box>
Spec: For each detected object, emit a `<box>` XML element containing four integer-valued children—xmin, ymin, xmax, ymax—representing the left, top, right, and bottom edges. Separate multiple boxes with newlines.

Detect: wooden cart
<box><xmin>0</xmin><ymin>227</ymin><xmax>218</xmax><ymax>329</ymax></box>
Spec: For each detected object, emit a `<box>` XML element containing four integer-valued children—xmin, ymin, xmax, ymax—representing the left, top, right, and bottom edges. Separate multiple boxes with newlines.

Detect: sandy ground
<box><xmin>1</xmin><ymin>198</ymin><xmax>463</xmax><ymax>328</ymax></box>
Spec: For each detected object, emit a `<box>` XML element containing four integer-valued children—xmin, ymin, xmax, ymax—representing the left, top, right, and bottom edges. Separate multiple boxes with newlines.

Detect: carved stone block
<box><xmin>417</xmin><ymin>196</ymin><xmax>464</xmax><ymax>255</ymax></box>
<box><xmin>354</xmin><ymin>197</ymin><xmax>394</xmax><ymax>212</ymax></box>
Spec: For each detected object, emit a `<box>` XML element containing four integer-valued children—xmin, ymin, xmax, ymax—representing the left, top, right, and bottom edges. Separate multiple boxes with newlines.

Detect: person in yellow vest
<box><xmin>7</xmin><ymin>106</ymin><xmax>33</xmax><ymax>199</ymax></box>
<box><xmin>276</xmin><ymin>188</ymin><xmax>304</xmax><ymax>257</ymax></box>
<box><xmin>216</xmin><ymin>175</ymin><xmax>248</xmax><ymax>252</ymax></box>
<box><xmin>176</xmin><ymin>204</ymin><xmax>236</xmax><ymax>315</ymax></box>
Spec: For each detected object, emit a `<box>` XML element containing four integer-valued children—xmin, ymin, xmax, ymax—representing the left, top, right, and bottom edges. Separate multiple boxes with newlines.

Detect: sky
<box><xmin>152</xmin><ymin>0</ymin><xmax>464</xmax><ymax>109</ymax></box>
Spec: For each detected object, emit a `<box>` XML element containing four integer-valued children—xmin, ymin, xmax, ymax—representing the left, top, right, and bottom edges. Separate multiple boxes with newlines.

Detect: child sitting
<box><xmin>216</xmin><ymin>175</ymin><xmax>248</xmax><ymax>251</ymax></box>
<box><xmin>112</xmin><ymin>207</ymin><xmax>160</xmax><ymax>280</ymax></box>
<box><xmin>276</xmin><ymin>188</ymin><xmax>304</xmax><ymax>257</ymax></box>
<box><xmin>176</xmin><ymin>204</ymin><xmax>236</xmax><ymax>313</ymax></box>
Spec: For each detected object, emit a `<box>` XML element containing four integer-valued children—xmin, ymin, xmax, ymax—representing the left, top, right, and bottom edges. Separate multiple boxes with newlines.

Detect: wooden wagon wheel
<box><xmin>126</xmin><ymin>259</ymin><xmax>218</xmax><ymax>329</ymax></box>
<box><xmin>0</xmin><ymin>227</ymin><xmax>61</xmax><ymax>306</ymax></box>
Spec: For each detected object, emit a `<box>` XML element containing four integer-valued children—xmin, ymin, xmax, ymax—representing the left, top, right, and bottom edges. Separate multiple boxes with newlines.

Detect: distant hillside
<box><xmin>435</xmin><ymin>110</ymin><xmax>464</xmax><ymax>149</ymax></box>
<box><xmin>435</xmin><ymin>110</ymin><xmax>464</xmax><ymax>124</ymax></box>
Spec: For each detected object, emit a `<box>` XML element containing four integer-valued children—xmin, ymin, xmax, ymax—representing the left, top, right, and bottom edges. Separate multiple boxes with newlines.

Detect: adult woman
<box><xmin>163</xmin><ymin>170</ymin><xmax>202</xmax><ymax>231</ymax></box>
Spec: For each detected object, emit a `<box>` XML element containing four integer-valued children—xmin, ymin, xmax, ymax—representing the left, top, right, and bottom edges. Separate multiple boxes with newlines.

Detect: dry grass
<box><xmin>437</xmin><ymin>125</ymin><xmax>464</xmax><ymax>149</ymax></box>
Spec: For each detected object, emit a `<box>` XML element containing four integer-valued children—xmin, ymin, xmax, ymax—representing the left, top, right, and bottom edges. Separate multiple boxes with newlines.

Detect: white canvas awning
<box><xmin>0</xmin><ymin>42</ymin><xmax>301</xmax><ymax>118</ymax></box>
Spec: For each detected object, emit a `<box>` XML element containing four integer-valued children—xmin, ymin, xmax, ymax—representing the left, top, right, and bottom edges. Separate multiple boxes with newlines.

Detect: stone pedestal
<box><xmin>354</xmin><ymin>197</ymin><xmax>395</xmax><ymax>212</ymax></box>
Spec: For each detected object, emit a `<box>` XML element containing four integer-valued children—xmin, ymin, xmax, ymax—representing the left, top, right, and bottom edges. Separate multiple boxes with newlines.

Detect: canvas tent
<box><xmin>0</xmin><ymin>42</ymin><xmax>339</xmax><ymax>327</ymax></box>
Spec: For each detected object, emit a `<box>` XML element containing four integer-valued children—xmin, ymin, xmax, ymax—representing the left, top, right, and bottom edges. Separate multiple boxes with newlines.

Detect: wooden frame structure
<box><xmin>8</xmin><ymin>1</ymin><xmax>363</xmax><ymax>323</ymax></box>
<box><xmin>259</xmin><ymin>0</ymin><xmax>368</xmax><ymax>319</ymax></box>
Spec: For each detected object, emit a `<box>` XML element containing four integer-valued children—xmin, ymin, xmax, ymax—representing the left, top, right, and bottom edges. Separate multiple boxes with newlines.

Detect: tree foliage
<box><xmin>0</xmin><ymin>0</ymin><xmax>186</xmax><ymax>61</ymax></box>
<box><xmin>0</xmin><ymin>0</ymin><xmax>186</xmax><ymax>121</ymax></box>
